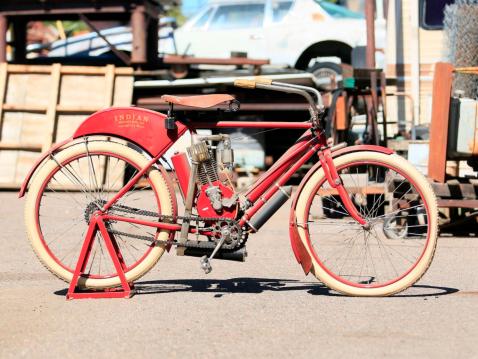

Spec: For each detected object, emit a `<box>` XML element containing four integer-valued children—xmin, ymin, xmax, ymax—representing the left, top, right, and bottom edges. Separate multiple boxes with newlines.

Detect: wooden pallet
<box><xmin>0</xmin><ymin>63</ymin><xmax>134</xmax><ymax>188</ymax></box>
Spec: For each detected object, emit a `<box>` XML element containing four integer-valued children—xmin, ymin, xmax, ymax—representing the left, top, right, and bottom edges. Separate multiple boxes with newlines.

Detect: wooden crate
<box><xmin>0</xmin><ymin>63</ymin><xmax>134</xmax><ymax>188</ymax></box>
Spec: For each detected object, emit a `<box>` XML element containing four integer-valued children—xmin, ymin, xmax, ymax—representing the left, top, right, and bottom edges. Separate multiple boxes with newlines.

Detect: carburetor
<box><xmin>187</xmin><ymin>134</ymin><xmax>235</xmax><ymax>215</ymax></box>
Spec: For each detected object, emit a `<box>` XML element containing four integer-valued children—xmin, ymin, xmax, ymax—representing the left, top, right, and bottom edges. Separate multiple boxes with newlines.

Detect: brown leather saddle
<box><xmin>160</xmin><ymin>94</ymin><xmax>237</xmax><ymax>110</ymax></box>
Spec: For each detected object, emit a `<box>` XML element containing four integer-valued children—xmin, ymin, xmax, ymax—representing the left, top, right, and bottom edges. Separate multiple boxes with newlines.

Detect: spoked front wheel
<box><xmin>24</xmin><ymin>140</ymin><xmax>173</xmax><ymax>289</ymax></box>
<box><xmin>295</xmin><ymin>151</ymin><xmax>438</xmax><ymax>296</ymax></box>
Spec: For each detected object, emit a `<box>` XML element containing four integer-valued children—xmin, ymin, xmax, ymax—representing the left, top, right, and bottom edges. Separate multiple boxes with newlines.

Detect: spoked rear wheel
<box><xmin>24</xmin><ymin>140</ymin><xmax>173</xmax><ymax>289</ymax></box>
<box><xmin>295</xmin><ymin>151</ymin><xmax>438</xmax><ymax>296</ymax></box>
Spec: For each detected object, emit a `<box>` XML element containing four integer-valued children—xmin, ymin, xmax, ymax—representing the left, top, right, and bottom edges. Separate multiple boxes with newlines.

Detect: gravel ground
<box><xmin>1</xmin><ymin>191</ymin><xmax>478</xmax><ymax>358</ymax></box>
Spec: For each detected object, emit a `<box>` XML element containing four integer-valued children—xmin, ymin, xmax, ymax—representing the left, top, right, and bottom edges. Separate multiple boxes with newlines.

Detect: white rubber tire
<box><xmin>295</xmin><ymin>151</ymin><xmax>438</xmax><ymax>296</ymax></box>
<box><xmin>24</xmin><ymin>141</ymin><xmax>173</xmax><ymax>289</ymax></box>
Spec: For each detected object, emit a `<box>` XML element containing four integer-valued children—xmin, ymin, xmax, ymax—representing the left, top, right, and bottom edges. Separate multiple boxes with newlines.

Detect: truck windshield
<box><xmin>316</xmin><ymin>1</ymin><xmax>363</xmax><ymax>19</ymax></box>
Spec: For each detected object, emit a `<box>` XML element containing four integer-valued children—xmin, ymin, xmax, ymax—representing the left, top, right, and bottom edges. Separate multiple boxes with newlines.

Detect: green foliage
<box><xmin>166</xmin><ymin>6</ymin><xmax>186</xmax><ymax>26</ymax></box>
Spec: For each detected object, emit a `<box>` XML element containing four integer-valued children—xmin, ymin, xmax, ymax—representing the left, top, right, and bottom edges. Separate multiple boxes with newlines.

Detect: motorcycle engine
<box><xmin>188</xmin><ymin>135</ymin><xmax>238</xmax><ymax>219</ymax></box>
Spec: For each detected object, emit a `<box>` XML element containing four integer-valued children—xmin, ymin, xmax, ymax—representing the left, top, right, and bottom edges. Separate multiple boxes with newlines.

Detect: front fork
<box><xmin>318</xmin><ymin>148</ymin><xmax>368</xmax><ymax>226</ymax></box>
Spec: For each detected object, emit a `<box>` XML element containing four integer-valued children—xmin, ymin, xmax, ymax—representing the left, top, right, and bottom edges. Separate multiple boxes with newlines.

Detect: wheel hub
<box><xmin>84</xmin><ymin>199</ymin><xmax>107</xmax><ymax>224</ymax></box>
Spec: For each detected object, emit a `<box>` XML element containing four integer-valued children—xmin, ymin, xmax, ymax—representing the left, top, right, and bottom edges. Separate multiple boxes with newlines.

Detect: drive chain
<box><xmin>97</xmin><ymin>201</ymin><xmax>248</xmax><ymax>250</ymax></box>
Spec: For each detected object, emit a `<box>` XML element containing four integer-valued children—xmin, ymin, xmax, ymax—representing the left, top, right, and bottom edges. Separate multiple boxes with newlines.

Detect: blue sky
<box><xmin>181</xmin><ymin>0</ymin><xmax>208</xmax><ymax>17</ymax></box>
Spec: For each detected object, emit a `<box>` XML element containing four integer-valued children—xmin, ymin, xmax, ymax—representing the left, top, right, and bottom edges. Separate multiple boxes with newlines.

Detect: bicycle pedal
<box><xmin>200</xmin><ymin>255</ymin><xmax>212</xmax><ymax>274</ymax></box>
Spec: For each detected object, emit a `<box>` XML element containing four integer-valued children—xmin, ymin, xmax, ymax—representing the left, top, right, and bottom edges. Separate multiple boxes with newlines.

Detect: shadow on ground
<box><xmin>55</xmin><ymin>277</ymin><xmax>459</xmax><ymax>298</ymax></box>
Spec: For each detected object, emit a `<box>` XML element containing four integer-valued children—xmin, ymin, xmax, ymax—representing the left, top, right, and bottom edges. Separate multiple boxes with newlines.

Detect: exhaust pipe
<box><xmin>248</xmin><ymin>186</ymin><xmax>292</xmax><ymax>232</ymax></box>
<box><xmin>183</xmin><ymin>246</ymin><xmax>247</xmax><ymax>262</ymax></box>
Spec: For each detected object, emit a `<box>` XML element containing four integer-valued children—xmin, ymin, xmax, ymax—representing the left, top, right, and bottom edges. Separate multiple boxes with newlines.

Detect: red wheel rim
<box><xmin>303</xmin><ymin>159</ymin><xmax>432</xmax><ymax>289</ymax></box>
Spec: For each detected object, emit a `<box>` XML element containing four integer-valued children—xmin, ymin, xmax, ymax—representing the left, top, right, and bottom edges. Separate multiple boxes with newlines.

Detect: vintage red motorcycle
<box><xmin>19</xmin><ymin>78</ymin><xmax>438</xmax><ymax>297</ymax></box>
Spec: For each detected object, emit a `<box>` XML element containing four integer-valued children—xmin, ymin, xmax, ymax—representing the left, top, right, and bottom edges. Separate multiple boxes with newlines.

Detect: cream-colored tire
<box><xmin>296</xmin><ymin>151</ymin><xmax>438</xmax><ymax>296</ymax></box>
<box><xmin>24</xmin><ymin>140</ymin><xmax>173</xmax><ymax>289</ymax></box>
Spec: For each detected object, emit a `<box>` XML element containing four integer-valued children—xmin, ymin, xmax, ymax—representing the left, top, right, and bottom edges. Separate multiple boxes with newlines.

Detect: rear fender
<box><xmin>18</xmin><ymin>138</ymin><xmax>73</xmax><ymax>198</ymax></box>
<box><xmin>19</xmin><ymin>107</ymin><xmax>187</xmax><ymax>199</ymax></box>
<box><xmin>289</xmin><ymin>145</ymin><xmax>394</xmax><ymax>274</ymax></box>
<box><xmin>73</xmin><ymin>107</ymin><xmax>188</xmax><ymax>157</ymax></box>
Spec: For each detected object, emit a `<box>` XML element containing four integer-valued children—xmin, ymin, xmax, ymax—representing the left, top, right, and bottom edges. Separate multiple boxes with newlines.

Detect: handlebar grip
<box><xmin>254</xmin><ymin>77</ymin><xmax>273</xmax><ymax>85</ymax></box>
<box><xmin>234</xmin><ymin>77</ymin><xmax>273</xmax><ymax>89</ymax></box>
<box><xmin>234</xmin><ymin>79</ymin><xmax>257</xmax><ymax>88</ymax></box>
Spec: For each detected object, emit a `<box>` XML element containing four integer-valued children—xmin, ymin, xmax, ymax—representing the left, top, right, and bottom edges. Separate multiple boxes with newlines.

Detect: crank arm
<box><xmin>199</xmin><ymin>236</ymin><xmax>226</xmax><ymax>274</ymax></box>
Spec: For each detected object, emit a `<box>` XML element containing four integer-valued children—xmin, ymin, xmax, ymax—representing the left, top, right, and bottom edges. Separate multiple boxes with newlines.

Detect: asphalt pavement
<box><xmin>1</xmin><ymin>191</ymin><xmax>477</xmax><ymax>358</ymax></box>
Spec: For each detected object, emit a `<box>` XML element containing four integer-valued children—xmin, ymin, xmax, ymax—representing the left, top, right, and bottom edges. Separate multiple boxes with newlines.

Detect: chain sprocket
<box><xmin>86</xmin><ymin>200</ymin><xmax>248</xmax><ymax>250</ymax></box>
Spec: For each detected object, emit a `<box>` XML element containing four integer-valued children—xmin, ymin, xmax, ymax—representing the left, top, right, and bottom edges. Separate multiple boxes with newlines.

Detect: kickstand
<box><xmin>66</xmin><ymin>215</ymin><xmax>135</xmax><ymax>300</ymax></box>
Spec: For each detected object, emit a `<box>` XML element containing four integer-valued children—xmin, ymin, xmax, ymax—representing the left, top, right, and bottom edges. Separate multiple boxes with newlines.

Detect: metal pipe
<box><xmin>248</xmin><ymin>186</ymin><xmax>292</xmax><ymax>231</ymax></box>
<box><xmin>365</xmin><ymin>0</ymin><xmax>376</xmax><ymax>69</ymax></box>
<box><xmin>0</xmin><ymin>15</ymin><xmax>7</xmax><ymax>63</ymax></box>
<box><xmin>183</xmin><ymin>247</ymin><xmax>247</xmax><ymax>262</ymax></box>
<box><xmin>131</xmin><ymin>5</ymin><xmax>147</xmax><ymax>64</ymax></box>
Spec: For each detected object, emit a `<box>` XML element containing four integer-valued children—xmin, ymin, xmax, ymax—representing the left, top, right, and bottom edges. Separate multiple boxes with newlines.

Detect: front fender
<box><xmin>289</xmin><ymin>145</ymin><xmax>394</xmax><ymax>274</ymax></box>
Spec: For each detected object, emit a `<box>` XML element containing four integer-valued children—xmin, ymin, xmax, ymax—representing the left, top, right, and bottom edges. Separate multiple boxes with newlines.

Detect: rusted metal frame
<box><xmin>131</xmin><ymin>5</ymin><xmax>147</xmax><ymax>65</ymax></box>
<box><xmin>335</xmin><ymin>92</ymin><xmax>348</xmax><ymax>131</ymax></box>
<box><xmin>365</xmin><ymin>0</ymin><xmax>380</xmax><ymax>145</ymax></box>
<box><xmin>380</xmin><ymin>71</ymin><xmax>388</xmax><ymax>145</ymax></box>
<box><xmin>0</xmin><ymin>15</ymin><xmax>7</xmax><ymax>63</ymax></box>
<box><xmin>431</xmin><ymin>181</ymin><xmax>478</xmax><ymax>199</ymax></box>
<box><xmin>0</xmin><ymin>6</ymin><xmax>127</xmax><ymax>16</ymax></box>
<box><xmin>163</xmin><ymin>55</ymin><xmax>270</xmax><ymax>66</ymax></box>
<box><xmin>365</xmin><ymin>0</ymin><xmax>376</xmax><ymax>69</ymax></box>
<box><xmin>428</xmin><ymin>63</ymin><xmax>454</xmax><ymax>182</ymax></box>
<box><xmin>437</xmin><ymin>199</ymin><xmax>478</xmax><ymax>208</ymax></box>
<box><xmin>12</xmin><ymin>18</ymin><xmax>27</xmax><ymax>63</ymax></box>
<box><xmin>79</xmin><ymin>13</ymin><xmax>131</xmax><ymax>66</ymax></box>
<box><xmin>0</xmin><ymin>62</ymin><xmax>7</xmax><ymax>140</ymax></box>
<box><xmin>0</xmin><ymin>0</ymin><xmax>160</xmax><ymax>16</ymax></box>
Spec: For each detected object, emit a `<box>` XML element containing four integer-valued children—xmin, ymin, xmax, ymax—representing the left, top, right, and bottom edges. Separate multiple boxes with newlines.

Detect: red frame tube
<box><xmin>245</xmin><ymin>131</ymin><xmax>316</xmax><ymax>202</ymax></box>
<box><xmin>192</xmin><ymin>121</ymin><xmax>312</xmax><ymax>129</ymax></box>
<box><xmin>94</xmin><ymin>119</ymin><xmax>366</xmax><ymax>236</ymax></box>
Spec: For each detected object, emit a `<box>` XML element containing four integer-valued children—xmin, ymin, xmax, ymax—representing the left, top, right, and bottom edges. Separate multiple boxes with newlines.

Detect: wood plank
<box><xmin>42</xmin><ymin>63</ymin><xmax>61</xmax><ymax>152</ymax></box>
<box><xmin>6</xmin><ymin>64</ymin><xmax>134</xmax><ymax>76</ymax></box>
<box><xmin>0</xmin><ymin>62</ymin><xmax>8</xmax><ymax>139</ymax></box>
<box><xmin>0</xmin><ymin>142</ymin><xmax>42</xmax><ymax>151</ymax></box>
<box><xmin>2</xmin><ymin>104</ymin><xmax>46</xmax><ymax>112</ymax></box>
<box><xmin>335</xmin><ymin>93</ymin><xmax>347</xmax><ymax>130</ymax></box>
<box><xmin>0</xmin><ymin>64</ymin><xmax>134</xmax><ymax>189</ymax></box>
<box><xmin>104</xmin><ymin>64</ymin><xmax>116</xmax><ymax>107</ymax></box>
<box><xmin>55</xmin><ymin>105</ymin><xmax>101</xmax><ymax>113</ymax></box>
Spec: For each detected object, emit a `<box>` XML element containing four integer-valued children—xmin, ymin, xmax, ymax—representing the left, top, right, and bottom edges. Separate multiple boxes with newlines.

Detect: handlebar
<box><xmin>234</xmin><ymin>77</ymin><xmax>325</xmax><ymax>124</ymax></box>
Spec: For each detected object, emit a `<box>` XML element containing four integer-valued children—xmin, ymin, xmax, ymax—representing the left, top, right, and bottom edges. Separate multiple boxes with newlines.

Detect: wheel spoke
<box><xmin>34</xmin><ymin>145</ymin><xmax>166</xmax><ymax>282</ymax></box>
<box><xmin>303</xmin><ymin>156</ymin><xmax>435</xmax><ymax>292</ymax></box>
